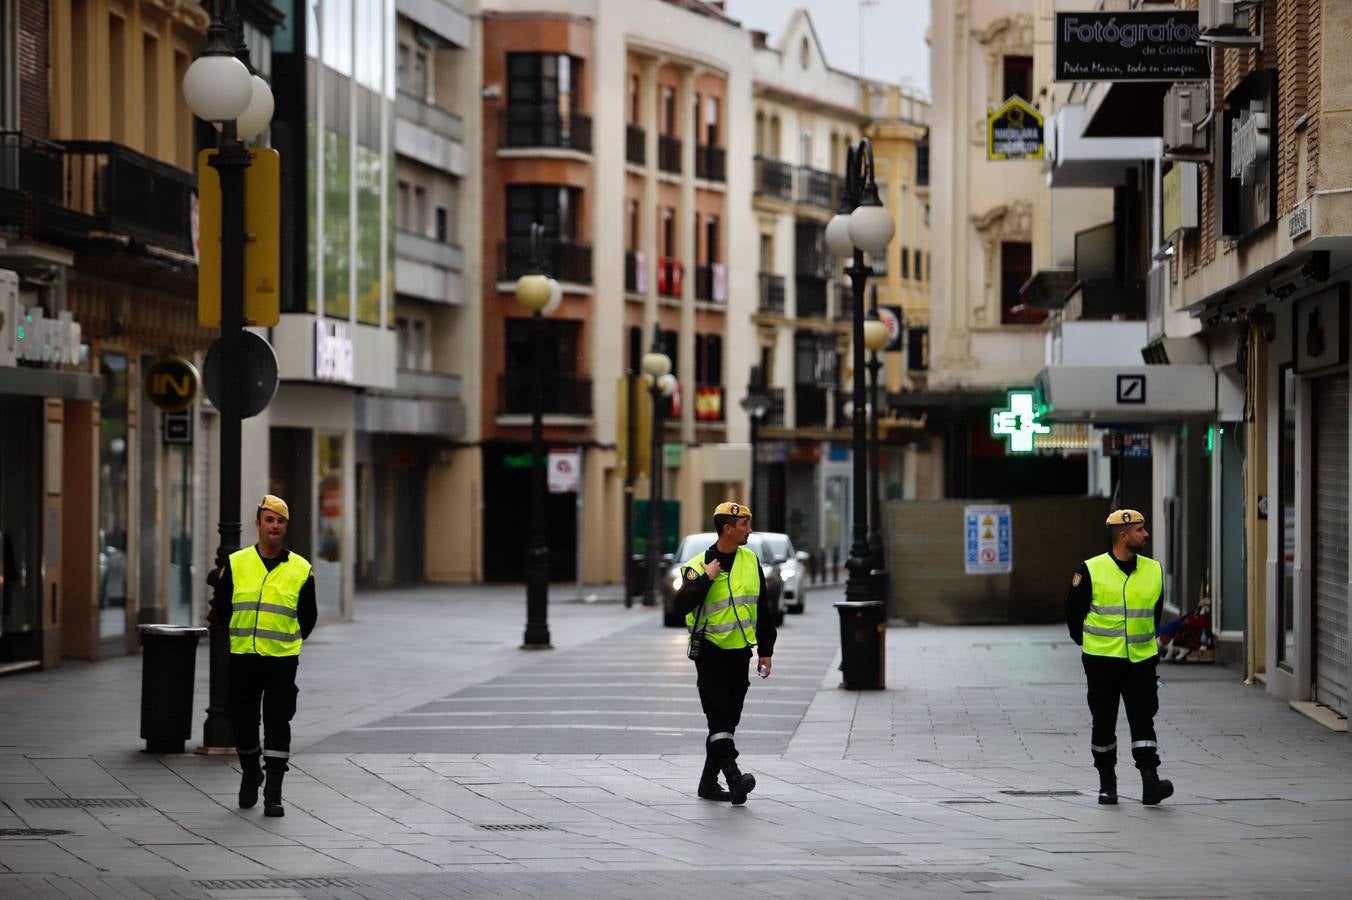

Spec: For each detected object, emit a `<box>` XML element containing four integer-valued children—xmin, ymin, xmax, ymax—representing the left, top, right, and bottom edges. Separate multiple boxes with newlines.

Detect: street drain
<box><xmin>0</xmin><ymin>828</ymin><xmax>72</xmax><ymax>837</ymax></box>
<box><xmin>195</xmin><ymin>878</ymin><xmax>361</xmax><ymax>890</ymax></box>
<box><xmin>1001</xmin><ymin>790</ymin><xmax>1082</xmax><ymax>797</ymax></box>
<box><xmin>478</xmin><ymin>823</ymin><xmax>553</xmax><ymax>831</ymax></box>
<box><xmin>27</xmin><ymin>798</ymin><xmax>150</xmax><ymax>809</ymax></box>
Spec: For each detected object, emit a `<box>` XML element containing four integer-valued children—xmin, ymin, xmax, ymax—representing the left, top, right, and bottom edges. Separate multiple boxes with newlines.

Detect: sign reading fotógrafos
<box><xmin>1055</xmin><ymin>11</ymin><xmax>1209</xmax><ymax>82</ymax></box>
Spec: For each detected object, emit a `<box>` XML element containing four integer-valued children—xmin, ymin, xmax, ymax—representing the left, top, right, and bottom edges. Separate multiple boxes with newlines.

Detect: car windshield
<box><xmin>675</xmin><ymin>533</ymin><xmax>768</xmax><ymax>561</ymax></box>
<box><xmin>761</xmin><ymin>536</ymin><xmax>791</xmax><ymax>561</ymax></box>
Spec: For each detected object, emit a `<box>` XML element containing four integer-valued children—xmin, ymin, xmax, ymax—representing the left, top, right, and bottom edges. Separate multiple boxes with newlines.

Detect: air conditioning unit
<box><xmin>1163</xmin><ymin>83</ymin><xmax>1210</xmax><ymax>158</ymax></box>
<box><xmin>1198</xmin><ymin>0</ymin><xmax>1262</xmax><ymax>47</ymax></box>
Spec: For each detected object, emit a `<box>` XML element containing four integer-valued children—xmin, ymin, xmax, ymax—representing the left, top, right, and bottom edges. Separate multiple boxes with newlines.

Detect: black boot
<box><xmin>1096</xmin><ymin>767</ymin><xmax>1117</xmax><ymax>805</ymax></box>
<box><xmin>722</xmin><ymin>760</ymin><xmax>756</xmax><ymax>806</ymax></box>
<box><xmin>263</xmin><ymin>764</ymin><xmax>286</xmax><ymax>818</ymax></box>
<box><xmin>697</xmin><ymin>756</ymin><xmax>730</xmax><ymax>801</ymax></box>
<box><xmin>237</xmin><ymin>753</ymin><xmax>264</xmax><ymax>810</ymax></box>
<box><xmin>1141</xmin><ymin>767</ymin><xmax>1174</xmax><ymax>806</ymax></box>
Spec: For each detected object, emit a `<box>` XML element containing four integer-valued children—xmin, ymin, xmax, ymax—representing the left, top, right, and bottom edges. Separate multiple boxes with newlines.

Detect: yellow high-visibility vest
<box><xmin>228</xmin><ymin>547</ymin><xmax>311</xmax><ymax>657</ymax></box>
<box><xmin>1082</xmin><ymin>552</ymin><xmax>1162</xmax><ymax>662</ymax></box>
<box><xmin>683</xmin><ymin>546</ymin><xmax>760</xmax><ymax>650</ymax></box>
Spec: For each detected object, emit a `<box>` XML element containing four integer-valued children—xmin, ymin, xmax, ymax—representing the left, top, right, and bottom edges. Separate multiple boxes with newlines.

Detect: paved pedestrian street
<box><xmin>1</xmin><ymin>585</ymin><xmax>1349</xmax><ymax>899</ymax></box>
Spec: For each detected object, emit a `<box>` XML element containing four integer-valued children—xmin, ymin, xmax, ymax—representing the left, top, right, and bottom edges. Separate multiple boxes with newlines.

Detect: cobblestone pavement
<box><xmin>1</xmin><ymin>584</ymin><xmax>1349</xmax><ymax>898</ymax></box>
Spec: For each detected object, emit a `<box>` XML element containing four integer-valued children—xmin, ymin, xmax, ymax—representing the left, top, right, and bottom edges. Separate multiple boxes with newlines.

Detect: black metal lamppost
<box><xmin>864</xmin><ymin>293</ymin><xmax>890</xmax><ymax>596</ymax></box>
<box><xmin>740</xmin><ymin>367</ymin><xmax>771</xmax><ymax>513</ymax></box>
<box><xmin>514</xmin><ymin>222</ymin><xmax>561</xmax><ymax>648</ymax></box>
<box><xmin>641</xmin><ymin>325</ymin><xmax>676</xmax><ymax>607</ymax></box>
<box><xmin>824</xmin><ymin>141</ymin><xmax>895</xmax><ymax>607</ymax></box>
<box><xmin>183</xmin><ymin>0</ymin><xmax>274</xmax><ymax>751</ymax></box>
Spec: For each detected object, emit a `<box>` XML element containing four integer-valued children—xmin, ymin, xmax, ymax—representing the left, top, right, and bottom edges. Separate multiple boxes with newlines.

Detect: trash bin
<box><xmin>137</xmin><ymin>624</ymin><xmax>207</xmax><ymax>753</ymax></box>
<box><xmin>835</xmin><ymin>600</ymin><xmax>885</xmax><ymax>689</ymax></box>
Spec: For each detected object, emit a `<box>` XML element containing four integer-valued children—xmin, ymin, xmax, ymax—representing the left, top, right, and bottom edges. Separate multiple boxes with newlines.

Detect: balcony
<box><xmin>656</xmin><ymin>256</ymin><xmax>682</xmax><ymax>298</ymax></box>
<box><xmin>757</xmin><ymin>272</ymin><xmax>785</xmax><ymax>314</ymax></box>
<box><xmin>60</xmin><ymin>140</ymin><xmax>194</xmax><ymax>255</ymax></box>
<box><xmin>499</xmin><ymin>237</ymin><xmax>592</xmax><ymax>285</ymax></box>
<box><xmin>624</xmin><ymin>250</ymin><xmax>641</xmax><ymax>293</ymax></box>
<box><xmin>498</xmin><ymin>106</ymin><xmax>592</xmax><ymax>153</ymax></box>
<box><xmin>658</xmin><ymin>135</ymin><xmax>681</xmax><ymax>174</ymax></box>
<box><xmin>626</xmin><ymin>124</ymin><xmax>645</xmax><ymax>165</ymax></box>
<box><xmin>764</xmin><ymin>386</ymin><xmax>786</xmax><ymax>427</ymax></box>
<box><xmin>754</xmin><ymin>155</ymin><xmax>793</xmax><ymax>201</ymax></box>
<box><xmin>694</xmin><ymin>385</ymin><xmax>725</xmax><ymax>423</ymax></box>
<box><xmin>395</xmin><ymin>228</ymin><xmax>465</xmax><ymax>305</ymax></box>
<box><xmin>396</xmin><ymin>91</ymin><xmax>465</xmax><ymax>141</ymax></box>
<box><xmin>694</xmin><ymin>263</ymin><xmax>725</xmax><ymax>303</ymax></box>
<box><xmin>796</xmin><ymin>166</ymin><xmax>838</xmax><ymax>209</ymax></box>
<box><xmin>498</xmin><ymin>371</ymin><xmax>593</xmax><ymax>416</ymax></box>
<box><xmin>0</xmin><ymin>131</ymin><xmax>71</xmax><ymax>234</ymax></box>
<box><xmin>696</xmin><ymin>145</ymin><xmax>725</xmax><ymax>182</ymax></box>
<box><xmin>795</xmin><ymin>278</ymin><xmax>829</xmax><ymax>319</ymax></box>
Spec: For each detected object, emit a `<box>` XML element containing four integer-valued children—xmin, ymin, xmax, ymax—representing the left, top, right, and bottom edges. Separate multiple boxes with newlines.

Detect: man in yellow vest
<box><xmin>211</xmin><ymin>495</ymin><xmax>316</xmax><ymax>818</ymax></box>
<box><xmin>1066</xmin><ymin>509</ymin><xmax>1174</xmax><ymax>806</ymax></box>
<box><xmin>672</xmin><ymin>501</ymin><xmax>776</xmax><ymax>804</ymax></box>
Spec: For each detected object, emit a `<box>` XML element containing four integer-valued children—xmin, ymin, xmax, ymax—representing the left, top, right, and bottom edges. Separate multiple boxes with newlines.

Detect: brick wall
<box><xmin>18</xmin><ymin>0</ymin><xmax>48</xmax><ymax>136</ymax></box>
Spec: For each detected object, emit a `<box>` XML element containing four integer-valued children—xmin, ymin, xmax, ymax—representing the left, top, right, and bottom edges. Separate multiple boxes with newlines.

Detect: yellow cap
<box><xmin>1106</xmin><ymin>508</ymin><xmax>1145</xmax><ymax>526</ymax></box>
<box><xmin>713</xmin><ymin>501</ymin><xmax>752</xmax><ymax>519</ymax></box>
<box><xmin>258</xmin><ymin>494</ymin><xmax>290</xmax><ymax>521</ymax></box>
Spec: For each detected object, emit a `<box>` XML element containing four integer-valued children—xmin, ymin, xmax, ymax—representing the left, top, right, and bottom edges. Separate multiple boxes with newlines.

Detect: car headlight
<box><xmin>672</xmin><ymin>575</ymin><xmax>683</xmax><ymax>591</ymax></box>
<box><xmin>780</xmin><ymin>566</ymin><xmax>797</xmax><ymax>579</ymax></box>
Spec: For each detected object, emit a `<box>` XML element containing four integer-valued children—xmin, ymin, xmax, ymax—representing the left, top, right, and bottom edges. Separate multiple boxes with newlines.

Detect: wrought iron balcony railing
<box><xmin>498</xmin><ymin>371</ymin><xmax>593</xmax><ymax>416</ymax></box>
<box><xmin>757</xmin><ymin>273</ymin><xmax>785</xmax><ymax>314</ymax></box>
<box><xmin>658</xmin><ymin>135</ymin><xmax>681</xmax><ymax>173</ymax></box>
<box><xmin>796</xmin><ymin>165</ymin><xmax>839</xmax><ymax>209</ymax></box>
<box><xmin>499</xmin><ymin>238</ymin><xmax>593</xmax><ymax>285</ymax></box>
<box><xmin>626</xmin><ymin>124</ymin><xmax>645</xmax><ymax>165</ymax></box>
<box><xmin>59</xmin><ymin>140</ymin><xmax>195</xmax><ymax>255</ymax></box>
<box><xmin>498</xmin><ymin>105</ymin><xmax>593</xmax><ymax>153</ymax></box>
<box><xmin>696</xmin><ymin>145</ymin><xmax>725</xmax><ymax>182</ymax></box>
<box><xmin>754</xmin><ymin>155</ymin><xmax>793</xmax><ymax>200</ymax></box>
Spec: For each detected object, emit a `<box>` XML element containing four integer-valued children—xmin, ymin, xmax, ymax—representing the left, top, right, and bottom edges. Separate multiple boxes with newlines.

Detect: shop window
<box><xmin>98</xmin><ymin>352</ymin><xmax>130</xmax><ymax>641</ymax></box>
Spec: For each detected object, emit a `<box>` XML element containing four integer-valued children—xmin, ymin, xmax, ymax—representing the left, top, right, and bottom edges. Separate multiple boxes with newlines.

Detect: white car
<box><xmin>661</xmin><ymin>532</ymin><xmax>783</xmax><ymax>628</ymax></box>
<box><xmin>758</xmin><ymin>532</ymin><xmax>809</xmax><ymax>614</ymax></box>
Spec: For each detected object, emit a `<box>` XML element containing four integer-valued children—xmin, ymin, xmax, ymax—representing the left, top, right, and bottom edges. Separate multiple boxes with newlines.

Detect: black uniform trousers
<box><xmin>229</xmin><ymin>654</ymin><xmax>299</xmax><ymax>770</ymax></box>
<box><xmin>1082</xmin><ymin>653</ymin><xmax>1160</xmax><ymax>771</ymax></box>
<box><xmin>694</xmin><ymin>643</ymin><xmax>751</xmax><ymax>767</ymax></box>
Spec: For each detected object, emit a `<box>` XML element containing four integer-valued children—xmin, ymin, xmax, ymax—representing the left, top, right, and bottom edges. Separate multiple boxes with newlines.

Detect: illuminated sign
<box><xmin>991</xmin><ymin>390</ymin><xmax>1050</xmax><ymax>454</ymax></box>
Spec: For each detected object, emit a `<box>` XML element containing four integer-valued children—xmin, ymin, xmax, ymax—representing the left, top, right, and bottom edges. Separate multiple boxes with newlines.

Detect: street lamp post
<box><xmin>183</xmin><ymin>2</ymin><xmax>273</xmax><ymax>751</ymax></box>
<box><xmin>863</xmin><ymin>295</ymin><xmax>890</xmax><ymax>600</ymax></box>
<box><xmin>825</xmin><ymin>141</ymin><xmax>895</xmax><ymax>607</ymax></box>
<box><xmin>515</xmin><ymin>223</ymin><xmax>559</xmax><ymax>649</ymax></box>
<box><xmin>641</xmin><ymin>327</ymin><xmax>675</xmax><ymax>608</ymax></box>
<box><xmin>740</xmin><ymin>367</ymin><xmax>771</xmax><ymax>514</ymax></box>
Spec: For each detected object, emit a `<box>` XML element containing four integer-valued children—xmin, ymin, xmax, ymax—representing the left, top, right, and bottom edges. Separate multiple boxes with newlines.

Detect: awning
<box><xmin>0</xmin><ymin>366</ymin><xmax>100</xmax><ymax>400</ymax></box>
<box><xmin>1034</xmin><ymin>364</ymin><xmax>1216</xmax><ymax>423</ymax></box>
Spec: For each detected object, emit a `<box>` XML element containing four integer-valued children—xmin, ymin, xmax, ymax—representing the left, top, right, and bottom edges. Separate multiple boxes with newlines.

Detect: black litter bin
<box><xmin>835</xmin><ymin>600</ymin><xmax>885</xmax><ymax>689</ymax></box>
<box><xmin>137</xmin><ymin>624</ymin><xmax>207</xmax><ymax>753</ymax></box>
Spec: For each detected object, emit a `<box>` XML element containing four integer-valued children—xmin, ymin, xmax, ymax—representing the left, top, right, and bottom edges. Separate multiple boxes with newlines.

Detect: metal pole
<box><xmin>867</xmin><ymin>346</ymin><xmax>885</xmax><ymax>588</ymax></box>
<box><xmin>843</xmin><ymin>156</ymin><xmax>873</xmax><ymax>606</ymax></box>
<box><xmin>623</xmin><ymin>369</ymin><xmax>636</xmax><ymax>607</ymax></box>
<box><xmin>202</xmin><ymin>122</ymin><xmax>250</xmax><ymax>751</ymax></box>
<box><xmin>749</xmin><ymin>410</ymin><xmax>759</xmax><ymax>514</ymax></box>
<box><xmin>644</xmin><ymin>326</ymin><xmax>663</xmax><ymax>607</ymax></box>
<box><xmin>523</xmin><ymin>304</ymin><xmax>552</xmax><ymax>647</ymax></box>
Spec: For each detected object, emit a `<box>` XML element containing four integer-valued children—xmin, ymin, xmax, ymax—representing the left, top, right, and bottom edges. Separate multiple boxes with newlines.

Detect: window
<box><xmin>661</xmin><ymin>207</ymin><xmax>675</xmax><ymax>258</ymax></box>
<box><xmin>506</xmin><ymin>185</ymin><xmax>579</xmax><ymax>242</ymax></box>
<box><xmin>627</xmin><ymin>199</ymin><xmax>639</xmax><ymax>251</ymax></box>
<box><xmin>754</xmin><ymin>111</ymin><xmax>765</xmax><ymax>156</ymax></box>
<box><xmin>705</xmin><ymin>96</ymin><xmax>719</xmax><ymax>147</ymax></box>
<box><xmin>396</xmin><ymin>181</ymin><xmax>410</xmax><ymax>229</ymax></box>
<box><xmin>914</xmin><ymin>248</ymin><xmax>924</xmax><ymax>281</ymax></box>
<box><xmin>1000</xmin><ymin>241</ymin><xmax>1037</xmax><ymax>324</ymax></box>
<box><xmin>900</xmin><ymin>246</ymin><xmax>910</xmax><ymax>279</ymax></box>
<box><xmin>413</xmin><ymin>48</ymin><xmax>428</xmax><ymax>98</ymax></box>
<box><xmin>759</xmin><ymin>234</ymin><xmax>772</xmax><ymax>273</ymax></box>
<box><xmin>661</xmin><ymin>85</ymin><xmax>676</xmax><ymax>135</ymax></box>
<box><xmin>143</xmin><ymin>32</ymin><xmax>158</xmax><ymax>152</ymax></box>
<box><xmin>508</xmin><ymin>53</ymin><xmax>578</xmax><ymax>113</ymax></box>
<box><xmin>507</xmin><ymin>318</ymin><xmax>581</xmax><ymax>374</ymax></box>
<box><xmin>435</xmin><ymin>206</ymin><xmax>448</xmax><ymax>243</ymax></box>
<box><xmin>628</xmin><ymin>73</ymin><xmax>640</xmax><ymax>123</ymax></box>
<box><xmin>109</xmin><ymin>12</ymin><xmax>126</xmax><ymax>144</ymax></box>
<box><xmin>695</xmin><ymin>334</ymin><xmax>723</xmax><ymax>386</ymax></box>
<box><xmin>705</xmin><ymin>215</ymin><xmax>719</xmax><ymax>264</ymax></box>
<box><xmin>1003</xmin><ymin>55</ymin><xmax>1033</xmax><ymax>102</ymax></box>
<box><xmin>799</xmin><ymin>130</ymin><xmax>812</xmax><ymax>167</ymax></box>
<box><xmin>413</xmin><ymin>185</ymin><xmax>428</xmax><ymax>234</ymax></box>
<box><xmin>397</xmin><ymin>43</ymin><xmax>410</xmax><ymax>92</ymax></box>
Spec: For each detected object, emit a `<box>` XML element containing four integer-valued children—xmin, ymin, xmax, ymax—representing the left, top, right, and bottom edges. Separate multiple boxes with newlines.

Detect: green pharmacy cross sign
<box><xmin>991</xmin><ymin>390</ymin><xmax>1050</xmax><ymax>454</ymax></box>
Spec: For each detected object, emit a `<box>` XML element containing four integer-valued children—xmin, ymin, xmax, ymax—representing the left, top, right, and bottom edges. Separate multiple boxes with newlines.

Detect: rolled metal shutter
<box><xmin>1312</xmin><ymin>373</ymin><xmax>1349</xmax><ymax>716</ymax></box>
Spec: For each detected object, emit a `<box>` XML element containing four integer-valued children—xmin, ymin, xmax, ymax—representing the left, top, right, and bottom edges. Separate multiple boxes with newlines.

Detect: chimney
<box><xmin>751</xmin><ymin>29</ymin><xmax>768</xmax><ymax>47</ymax></box>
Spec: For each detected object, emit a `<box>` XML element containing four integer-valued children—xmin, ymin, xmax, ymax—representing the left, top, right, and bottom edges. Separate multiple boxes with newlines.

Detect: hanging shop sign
<box><xmin>314</xmin><ymin>319</ymin><xmax>355</xmax><ymax>383</ymax></box>
<box><xmin>1221</xmin><ymin>70</ymin><xmax>1277</xmax><ymax>241</ymax></box>
<box><xmin>991</xmin><ymin>390</ymin><xmax>1050</xmax><ymax>454</ymax></box>
<box><xmin>547</xmin><ymin>448</ymin><xmax>580</xmax><ymax>494</ymax></box>
<box><xmin>1162</xmin><ymin>162</ymin><xmax>1199</xmax><ymax>240</ymax></box>
<box><xmin>5</xmin><ymin>306</ymin><xmax>82</xmax><ymax>368</ymax></box>
<box><xmin>143</xmin><ymin>356</ymin><xmax>200</xmax><ymax>412</ymax></box>
<box><xmin>987</xmin><ymin>97</ymin><xmax>1045</xmax><ymax>161</ymax></box>
<box><xmin>1055</xmin><ymin>11</ymin><xmax>1209</xmax><ymax>82</ymax></box>
<box><xmin>1294</xmin><ymin>285</ymin><xmax>1348</xmax><ymax>375</ymax></box>
<box><xmin>878</xmin><ymin>305</ymin><xmax>905</xmax><ymax>351</ymax></box>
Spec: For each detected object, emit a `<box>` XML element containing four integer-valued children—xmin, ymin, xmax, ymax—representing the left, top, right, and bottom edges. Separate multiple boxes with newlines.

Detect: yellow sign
<box><xmin>987</xmin><ymin>96</ymin><xmax>1045</xmax><ymax>161</ymax></box>
<box><xmin>197</xmin><ymin>147</ymin><xmax>281</xmax><ymax>328</ymax></box>
<box><xmin>143</xmin><ymin>356</ymin><xmax>201</xmax><ymax>412</ymax></box>
<box><xmin>616</xmin><ymin>375</ymin><xmax>653</xmax><ymax>479</ymax></box>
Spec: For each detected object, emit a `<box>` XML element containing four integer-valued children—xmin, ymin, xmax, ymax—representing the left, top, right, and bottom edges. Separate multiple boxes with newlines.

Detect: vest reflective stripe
<box><xmin>228</xmin><ymin>547</ymin><xmax>312</xmax><ymax>657</ymax></box>
<box><xmin>1082</xmin><ymin>552</ymin><xmax>1162</xmax><ymax>662</ymax></box>
<box><xmin>683</xmin><ymin>545</ymin><xmax>760</xmax><ymax>650</ymax></box>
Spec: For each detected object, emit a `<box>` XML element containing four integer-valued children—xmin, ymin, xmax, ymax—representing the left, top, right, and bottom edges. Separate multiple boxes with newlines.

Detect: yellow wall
<box><xmin>425</xmin><ymin>446</ymin><xmax>483</xmax><ymax>582</ymax></box>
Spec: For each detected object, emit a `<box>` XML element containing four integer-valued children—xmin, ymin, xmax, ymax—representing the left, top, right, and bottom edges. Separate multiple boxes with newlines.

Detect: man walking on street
<box><xmin>1066</xmin><ymin>509</ymin><xmax>1174</xmax><ymax>807</ymax></box>
<box><xmin>672</xmin><ymin>501</ymin><xmax>776</xmax><ymax>805</ymax></box>
<box><xmin>211</xmin><ymin>495</ymin><xmax>317</xmax><ymax>817</ymax></box>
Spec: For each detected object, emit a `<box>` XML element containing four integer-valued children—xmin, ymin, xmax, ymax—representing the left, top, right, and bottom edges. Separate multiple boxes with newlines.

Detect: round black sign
<box><xmin>143</xmin><ymin>357</ymin><xmax>201</xmax><ymax>412</ymax></box>
<box><xmin>203</xmin><ymin>331</ymin><xmax>279</xmax><ymax>419</ymax></box>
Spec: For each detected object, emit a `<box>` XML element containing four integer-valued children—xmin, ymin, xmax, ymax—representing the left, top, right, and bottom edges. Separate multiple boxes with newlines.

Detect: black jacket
<box><xmin>1065</xmin><ymin>553</ymin><xmax>1162</xmax><ymax>647</ymax></box>
<box><xmin>673</xmin><ymin>543</ymin><xmax>776</xmax><ymax>657</ymax></box>
<box><xmin>210</xmin><ymin>546</ymin><xmax>318</xmax><ymax>643</ymax></box>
